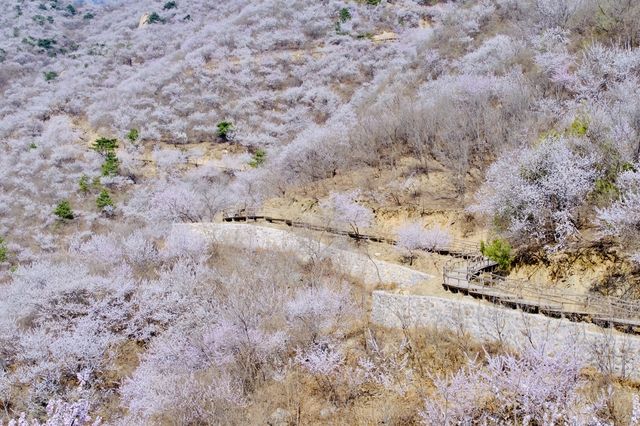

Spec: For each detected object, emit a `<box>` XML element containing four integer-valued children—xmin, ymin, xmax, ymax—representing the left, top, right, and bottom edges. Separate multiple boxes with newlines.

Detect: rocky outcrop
<box><xmin>138</xmin><ymin>13</ymin><xmax>150</xmax><ymax>28</ymax></box>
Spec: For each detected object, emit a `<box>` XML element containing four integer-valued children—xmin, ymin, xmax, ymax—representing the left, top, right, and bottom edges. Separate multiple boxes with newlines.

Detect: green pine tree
<box><xmin>0</xmin><ymin>237</ymin><xmax>7</xmax><ymax>262</ymax></box>
<box><xmin>249</xmin><ymin>149</ymin><xmax>266</xmax><ymax>167</ymax></box>
<box><xmin>79</xmin><ymin>175</ymin><xmax>90</xmax><ymax>194</ymax></box>
<box><xmin>216</xmin><ymin>121</ymin><xmax>234</xmax><ymax>141</ymax></box>
<box><xmin>163</xmin><ymin>1</ymin><xmax>177</xmax><ymax>10</ymax></box>
<box><xmin>96</xmin><ymin>189</ymin><xmax>114</xmax><ymax>209</ymax></box>
<box><xmin>92</xmin><ymin>137</ymin><xmax>118</xmax><ymax>155</ymax></box>
<box><xmin>339</xmin><ymin>7</ymin><xmax>351</xmax><ymax>23</ymax></box>
<box><xmin>101</xmin><ymin>152</ymin><xmax>119</xmax><ymax>176</ymax></box>
<box><xmin>147</xmin><ymin>12</ymin><xmax>165</xmax><ymax>24</ymax></box>
<box><xmin>54</xmin><ymin>200</ymin><xmax>74</xmax><ymax>220</ymax></box>
<box><xmin>127</xmin><ymin>128</ymin><xmax>139</xmax><ymax>142</ymax></box>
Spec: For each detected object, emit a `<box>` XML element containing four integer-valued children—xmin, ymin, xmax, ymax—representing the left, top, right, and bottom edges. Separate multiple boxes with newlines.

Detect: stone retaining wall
<box><xmin>180</xmin><ymin>223</ymin><xmax>640</xmax><ymax>380</ymax></box>
<box><xmin>183</xmin><ymin>223</ymin><xmax>432</xmax><ymax>289</ymax></box>
<box><xmin>371</xmin><ymin>291</ymin><xmax>640</xmax><ymax>380</ymax></box>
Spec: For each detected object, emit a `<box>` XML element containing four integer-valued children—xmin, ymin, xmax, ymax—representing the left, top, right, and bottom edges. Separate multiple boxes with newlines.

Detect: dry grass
<box><xmin>237</xmin><ymin>324</ymin><xmax>508</xmax><ymax>425</ymax></box>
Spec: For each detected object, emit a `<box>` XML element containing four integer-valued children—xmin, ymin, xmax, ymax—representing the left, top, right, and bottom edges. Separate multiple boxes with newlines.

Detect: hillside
<box><xmin>2</xmin><ymin>0</ymin><xmax>640</xmax><ymax>424</ymax></box>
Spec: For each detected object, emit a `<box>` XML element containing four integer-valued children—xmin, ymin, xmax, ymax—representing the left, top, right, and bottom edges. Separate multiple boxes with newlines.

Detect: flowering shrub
<box><xmin>470</xmin><ymin>137</ymin><xmax>598</xmax><ymax>247</ymax></box>
<box><xmin>6</xmin><ymin>399</ymin><xmax>101</xmax><ymax>426</ymax></box>
<box><xmin>1</xmin><ymin>0</ymin><xmax>640</xmax><ymax>423</ymax></box>
<box><xmin>420</xmin><ymin>344</ymin><xmax>617</xmax><ymax>425</ymax></box>
<box><xmin>395</xmin><ymin>222</ymin><xmax>452</xmax><ymax>264</ymax></box>
<box><xmin>321</xmin><ymin>191</ymin><xmax>374</xmax><ymax>236</ymax></box>
<box><xmin>597</xmin><ymin>168</ymin><xmax>640</xmax><ymax>239</ymax></box>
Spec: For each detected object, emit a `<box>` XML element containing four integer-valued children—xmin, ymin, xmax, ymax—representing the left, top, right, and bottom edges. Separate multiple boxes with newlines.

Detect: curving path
<box><xmin>444</xmin><ymin>259</ymin><xmax>640</xmax><ymax>334</ymax></box>
<box><xmin>219</xmin><ymin>213</ymin><xmax>640</xmax><ymax>334</ymax></box>
<box><xmin>184</xmin><ymin>218</ymin><xmax>640</xmax><ymax>380</ymax></box>
<box><xmin>185</xmin><ymin>222</ymin><xmax>437</xmax><ymax>291</ymax></box>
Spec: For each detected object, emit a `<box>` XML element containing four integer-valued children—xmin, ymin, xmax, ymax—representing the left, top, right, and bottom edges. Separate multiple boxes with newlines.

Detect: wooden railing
<box><xmin>221</xmin><ymin>212</ymin><xmax>479</xmax><ymax>258</ymax></box>
<box><xmin>443</xmin><ymin>259</ymin><xmax>640</xmax><ymax>334</ymax></box>
<box><xmin>220</xmin><ymin>212</ymin><xmax>640</xmax><ymax>334</ymax></box>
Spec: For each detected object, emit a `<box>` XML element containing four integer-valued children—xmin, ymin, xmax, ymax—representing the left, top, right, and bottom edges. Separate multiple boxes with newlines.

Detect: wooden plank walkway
<box><xmin>443</xmin><ymin>260</ymin><xmax>640</xmax><ymax>334</ymax></box>
<box><xmin>221</xmin><ymin>212</ymin><xmax>478</xmax><ymax>258</ymax></box>
<box><xmin>220</xmin><ymin>212</ymin><xmax>640</xmax><ymax>335</ymax></box>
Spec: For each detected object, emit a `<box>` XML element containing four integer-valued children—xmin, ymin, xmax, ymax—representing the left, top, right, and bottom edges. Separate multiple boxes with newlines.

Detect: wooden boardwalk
<box><xmin>221</xmin><ymin>212</ymin><xmax>640</xmax><ymax>334</ymax></box>
<box><xmin>442</xmin><ymin>260</ymin><xmax>640</xmax><ymax>334</ymax></box>
<box><xmin>221</xmin><ymin>212</ymin><xmax>478</xmax><ymax>257</ymax></box>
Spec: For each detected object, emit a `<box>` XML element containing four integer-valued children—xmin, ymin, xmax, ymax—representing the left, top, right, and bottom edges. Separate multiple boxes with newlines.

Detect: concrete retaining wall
<box><xmin>183</xmin><ymin>223</ymin><xmax>432</xmax><ymax>289</ymax></box>
<box><xmin>179</xmin><ymin>222</ymin><xmax>640</xmax><ymax>380</ymax></box>
<box><xmin>371</xmin><ymin>291</ymin><xmax>640</xmax><ymax>380</ymax></box>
